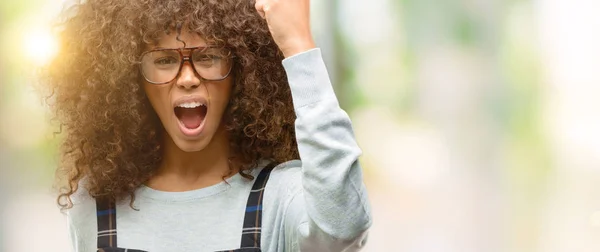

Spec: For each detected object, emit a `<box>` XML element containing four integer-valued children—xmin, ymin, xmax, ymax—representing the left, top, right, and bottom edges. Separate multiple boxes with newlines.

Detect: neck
<box><xmin>148</xmin><ymin>127</ymin><xmax>237</xmax><ymax>191</ymax></box>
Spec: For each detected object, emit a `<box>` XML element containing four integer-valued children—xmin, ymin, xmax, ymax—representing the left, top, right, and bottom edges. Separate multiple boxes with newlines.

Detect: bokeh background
<box><xmin>1</xmin><ymin>0</ymin><xmax>600</xmax><ymax>251</ymax></box>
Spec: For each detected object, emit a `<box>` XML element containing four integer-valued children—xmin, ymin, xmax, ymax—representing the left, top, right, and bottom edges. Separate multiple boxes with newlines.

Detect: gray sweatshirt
<box><xmin>66</xmin><ymin>48</ymin><xmax>372</xmax><ymax>252</ymax></box>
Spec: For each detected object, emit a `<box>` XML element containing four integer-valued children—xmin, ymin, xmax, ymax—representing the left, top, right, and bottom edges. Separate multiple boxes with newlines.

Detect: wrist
<box><xmin>280</xmin><ymin>38</ymin><xmax>316</xmax><ymax>58</ymax></box>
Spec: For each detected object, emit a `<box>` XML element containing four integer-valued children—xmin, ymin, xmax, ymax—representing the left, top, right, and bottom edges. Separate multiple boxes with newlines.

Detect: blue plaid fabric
<box><xmin>95</xmin><ymin>197</ymin><xmax>119</xmax><ymax>250</ymax></box>
<box><xmin>95</xmin><ymin>163</ymin><xmax>275</xmax><ymax>252</ymax></box>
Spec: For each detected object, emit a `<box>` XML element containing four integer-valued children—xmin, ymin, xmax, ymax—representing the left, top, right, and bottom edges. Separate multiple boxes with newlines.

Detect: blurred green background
<box><xmin>2</xmin><ymin>0</ymin><xmax>600</xmax><ymax>251</ymax></box>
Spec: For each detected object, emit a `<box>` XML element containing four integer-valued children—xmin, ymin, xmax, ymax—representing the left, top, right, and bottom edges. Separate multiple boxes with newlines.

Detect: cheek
<box><xmin>143</xmin><ymin>83</ymin><xmax>171</xmax><ymax>115</ymax></box>
<box><xmin>206</xmin><ymin>79</ymin><xmax>233</xmax><ymax>111</ymax></box>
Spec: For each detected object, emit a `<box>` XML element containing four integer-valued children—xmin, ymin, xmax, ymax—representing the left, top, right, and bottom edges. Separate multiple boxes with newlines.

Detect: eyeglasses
<box><xmin>139</xmin><ymin>46</ymin><xmax>234</xmax><ymax>84</ymax></box>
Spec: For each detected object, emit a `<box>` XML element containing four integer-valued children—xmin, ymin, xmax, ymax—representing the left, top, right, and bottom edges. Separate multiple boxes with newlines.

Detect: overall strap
<box><xmin>96</xmin><ymin>197</ymin><xmax>118</xmax><ymax>249</ymax></box>
<box><xmin>239</xmin><ymin>162</ymin><xmax>276</xmax><ymax>248</ymax></box>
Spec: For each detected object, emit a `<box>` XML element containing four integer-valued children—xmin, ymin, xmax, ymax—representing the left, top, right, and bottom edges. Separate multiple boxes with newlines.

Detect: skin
<box><xmin>145</xmin><ymin>0</ymin><xmax>315</xmax><ymax>192</ymax></box>
<box><xmin>143</xmin><ymin>32</ymin><xmax>235</xmax><ymax>191</ymax></box>
<box><xmin>255</xmin><ymin>0</ymin><xmax>316</xmax><ymax>58</ymax></box>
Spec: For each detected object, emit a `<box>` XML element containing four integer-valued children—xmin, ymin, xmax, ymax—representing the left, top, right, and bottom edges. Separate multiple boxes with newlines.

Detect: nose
<box><xmin>176</xmin><ymin>61</ymin><xmax>201</xmax><ymax>89</ymax></box>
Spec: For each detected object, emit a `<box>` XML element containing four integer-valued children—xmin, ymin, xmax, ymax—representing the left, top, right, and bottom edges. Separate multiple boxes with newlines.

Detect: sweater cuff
<box><xmin>282</xmin><ymin>48</ymin><xmax>338</xmax><ymax>109</ymax></box>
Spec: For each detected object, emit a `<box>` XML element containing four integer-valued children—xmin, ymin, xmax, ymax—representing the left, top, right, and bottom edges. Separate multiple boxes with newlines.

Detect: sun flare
<box><xmin>23</xmin><ymin>29</ymin><xmax>58</xmax><ymax>66</ymax></box>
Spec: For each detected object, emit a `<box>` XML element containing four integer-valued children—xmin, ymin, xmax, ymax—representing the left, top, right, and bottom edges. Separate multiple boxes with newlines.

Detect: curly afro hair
<box><xmin>43</xmin><ymin>0</ymin><xmax>299</xmax><ymax>208</ymax></box>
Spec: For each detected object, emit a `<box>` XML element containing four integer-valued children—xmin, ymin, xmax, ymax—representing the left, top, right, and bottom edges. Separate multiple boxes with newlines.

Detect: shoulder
<box><xmin>262</xmin><ymin>160</ymin><xmax>307</xmax><ymax>227</ymax></box>
<box><xmin>65</xmin><ymin>182</ymin><xmax>97</xmax><ymax>227</ymax></box>
<box><xmin>267</xmin><ymin>159</ymin><xmax>303</xmax><ymax>191</ymax></box>
<box><xmin>64</xmin><ymin>183</ymin><xmax>98</xmax><ymax>252</ymax></box>
<box><xmin>262</xmin><ymin>159</ymin><xmax>304</xmax><ymax>204</ymax></box>
<box><xmin>272</xmin><ymin>159</ymin><xmax>302</xmax><ymax>172</ymax></box>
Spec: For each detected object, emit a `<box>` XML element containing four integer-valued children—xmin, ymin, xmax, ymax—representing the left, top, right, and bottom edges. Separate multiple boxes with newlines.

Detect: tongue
<box><xmin>178</xmin><ymin>107</ymin><xmax>203</xmax><ymax>129</ymax></box>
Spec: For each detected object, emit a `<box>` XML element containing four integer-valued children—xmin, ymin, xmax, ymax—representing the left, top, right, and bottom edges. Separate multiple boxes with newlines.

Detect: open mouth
<box><xmin>174</xmin><ymin>101</ymin><xmax>207</xmax><ymax>131</ymax></box>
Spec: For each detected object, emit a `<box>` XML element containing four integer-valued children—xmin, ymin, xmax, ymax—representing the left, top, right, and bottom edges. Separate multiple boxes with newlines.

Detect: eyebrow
<box><xmin>148</xmin><ymin>45</ymin><xmax>222</xmax><ymax>52</ymax></box>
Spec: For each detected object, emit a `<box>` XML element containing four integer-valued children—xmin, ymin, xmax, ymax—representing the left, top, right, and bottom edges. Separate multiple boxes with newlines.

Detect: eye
<box><xmin>195</xmin><ymin>54</ymin><xmax>222</xmax><ymax>62</ymax></box>
<box><xmin>154</xmin><ymin>56</ymin><xmax>179</xmax><ymax>65</ymax></box>
<box><xmin>193</xmin><ymin>54</ymin><xmax>223</xmax><ymax>68</ymax></box>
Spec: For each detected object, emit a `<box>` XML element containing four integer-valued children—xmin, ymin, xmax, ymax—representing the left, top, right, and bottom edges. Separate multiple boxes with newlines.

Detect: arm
<box><xmin>256</xmin><ymin>1</ymin><xmax>372</xmax><ymax>250</ymax></box>
<box><xmin>282</xmin><ymin>48</ymin><xmax>372</xmax><ymax>251</ymax></box>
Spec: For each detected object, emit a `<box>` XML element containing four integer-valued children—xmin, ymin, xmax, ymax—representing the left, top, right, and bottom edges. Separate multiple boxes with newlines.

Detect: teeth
<box><xmin>177</xmin><ymin>102</ymin><xmax>205</xmax><ymax>108</ymax></box>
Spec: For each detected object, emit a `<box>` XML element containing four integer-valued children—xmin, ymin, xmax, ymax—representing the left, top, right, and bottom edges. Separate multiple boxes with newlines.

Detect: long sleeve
<box><xmin>281</xmin><ymin>48</ymin><xmax>372</xmax><ymax>251</ymax></box>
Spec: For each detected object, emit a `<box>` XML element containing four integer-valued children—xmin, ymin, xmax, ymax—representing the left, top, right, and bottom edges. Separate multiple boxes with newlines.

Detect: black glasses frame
<box><xmin>138</xmin><ymin>46</ymin><xmax>234</xmax><ymax>85</ymax></box>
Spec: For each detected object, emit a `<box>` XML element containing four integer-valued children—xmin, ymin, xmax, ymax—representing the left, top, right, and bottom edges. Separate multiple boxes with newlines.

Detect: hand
<box><xmin>255</xmin><ymin>0</ymin><xmax>316</xmax><ymax>58</ymax></box>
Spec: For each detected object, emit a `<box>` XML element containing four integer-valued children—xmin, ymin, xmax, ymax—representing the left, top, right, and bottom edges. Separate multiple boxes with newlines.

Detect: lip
<box><xmin>172</xmin><ymin>95</ymin><xmax>209</xmax><ymax>138</ymax></box>
<box><xmin>173</xmin><ymin>95</ymin><xmax>208</xmax><ymax>108</ymax></box>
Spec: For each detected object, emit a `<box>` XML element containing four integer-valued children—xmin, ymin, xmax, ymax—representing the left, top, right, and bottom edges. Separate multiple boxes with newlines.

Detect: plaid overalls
<box><xmin>95</xmin><ymin>164</ymin><xmax>275</xmax><ymax>252</ymax></box>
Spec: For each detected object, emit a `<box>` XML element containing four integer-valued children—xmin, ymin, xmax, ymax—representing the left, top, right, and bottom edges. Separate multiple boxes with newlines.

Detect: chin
<box><xmin>172</xmin><ymin>137</ymin><xmax>212</xmax><ymax>152</ymax></box>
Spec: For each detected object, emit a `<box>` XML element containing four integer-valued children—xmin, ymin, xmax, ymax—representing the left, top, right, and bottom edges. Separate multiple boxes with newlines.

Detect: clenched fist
<box><xmin>255</xmin><ymin>0</ymin><xmax>316</xmax><ymax>58</ymax></box>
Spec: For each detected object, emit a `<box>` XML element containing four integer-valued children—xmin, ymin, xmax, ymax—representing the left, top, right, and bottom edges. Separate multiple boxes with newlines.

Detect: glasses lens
<box><xmin>192</xmin><ymin>47</ymin><xmax>233</xmax><ymax>80</ymax></box>
<box><xmin>141</xmin><ymin>50</ymin><xmax>181</xmax><ymax>83</ymax></box>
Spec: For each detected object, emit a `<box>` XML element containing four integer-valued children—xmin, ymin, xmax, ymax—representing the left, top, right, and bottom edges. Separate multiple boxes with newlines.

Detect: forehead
<box><xmin>152</xmin><ymin>30</ymin><xmax>209</xmax><ymax>49</ymax></box>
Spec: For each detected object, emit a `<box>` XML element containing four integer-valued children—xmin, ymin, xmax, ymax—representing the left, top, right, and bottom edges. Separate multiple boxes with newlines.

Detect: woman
<box><xmin>44</xmin><ymin>0</ymin><xmax>371</xmax><ymax>251</ymax></box>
